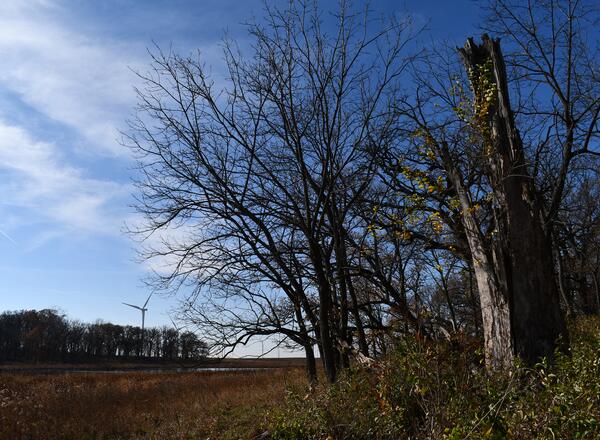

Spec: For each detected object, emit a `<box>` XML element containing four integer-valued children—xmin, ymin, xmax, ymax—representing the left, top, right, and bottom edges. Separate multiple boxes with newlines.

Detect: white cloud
<box><xmin>0</xmin><ymin>1</ymin><xmax>143</xmax><ymax>247</ymax></box>
<box><xmin>0</xmin><ymin>0</ymin><xmax>225</xmax><ymax>251</ymax></box>
<box><xmin>0</xmin><ymin>122</ymin><xmax>129</xmax><ymax>244</ymax></box>
<box><xmin>0</xmin><ymin>0</ymin><xmax>144</xmax><ymax>157</ymax></box>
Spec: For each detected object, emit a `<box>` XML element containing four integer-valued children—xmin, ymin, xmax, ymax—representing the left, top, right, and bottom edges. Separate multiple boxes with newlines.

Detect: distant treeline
<box><xmin>0</xmin><ymin>309</ymin><xmax>208</xmax><ymax>363</ymax></box>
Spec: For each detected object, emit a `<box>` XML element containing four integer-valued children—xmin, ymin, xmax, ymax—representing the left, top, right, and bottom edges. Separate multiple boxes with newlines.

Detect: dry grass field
<box><xmin>0</xmin><ymin>357</ymin><xmax>307</xmax><ymax>373</ymax></box>
<box><xmin>0</xmin><ymin>367</ymin><xmax>306</xmax><ymax>440</ymax></box>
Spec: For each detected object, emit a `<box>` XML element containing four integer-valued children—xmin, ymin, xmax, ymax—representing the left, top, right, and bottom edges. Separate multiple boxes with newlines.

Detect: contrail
<box><xmin>0</xmin><ymin>229</ymin><xmax>17</xmax><ymax>245</ymax></box>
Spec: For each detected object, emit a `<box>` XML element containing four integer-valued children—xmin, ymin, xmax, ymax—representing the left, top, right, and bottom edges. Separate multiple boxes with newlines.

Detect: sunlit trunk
<box><xmin>454</xmin><ymin>36</ymin><xmax>567</xmax><ymax>367</ymax></box>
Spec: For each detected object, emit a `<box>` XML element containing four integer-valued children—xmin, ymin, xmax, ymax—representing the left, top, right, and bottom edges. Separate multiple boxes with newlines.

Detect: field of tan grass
<box><xmin>0</xmin><ymin>367</ymin><xmax>306</xmax><ymax>440</ymax></box>
<box><xmin>0</xmin><ymin>357</ymin><xmax>306</xmax><ymax>373</ymax></box>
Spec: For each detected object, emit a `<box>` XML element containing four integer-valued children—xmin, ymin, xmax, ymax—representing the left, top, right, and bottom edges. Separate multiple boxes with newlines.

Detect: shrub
<box><xmin>269</xmin><ymin>317</ymin><xmax>600</xmax><ymax>439</ymax></box>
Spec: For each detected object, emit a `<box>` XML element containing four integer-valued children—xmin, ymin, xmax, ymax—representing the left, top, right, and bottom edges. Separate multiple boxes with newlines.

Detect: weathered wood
<box><xmin>457</xmin><ymin>35</ymin><xmax>566</xmax><ymax>367</ymax></box>
<box><xmin>438</xmin><ymin>140</ymin><xmax>513</xmax><ymax>369</ymax></box>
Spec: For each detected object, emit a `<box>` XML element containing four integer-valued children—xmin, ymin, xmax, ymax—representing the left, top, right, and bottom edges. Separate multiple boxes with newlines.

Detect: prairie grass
<box><xmin>0</xmin><ymin>367</ymin><xmax>305</xmax><ymax>440</ymax></box>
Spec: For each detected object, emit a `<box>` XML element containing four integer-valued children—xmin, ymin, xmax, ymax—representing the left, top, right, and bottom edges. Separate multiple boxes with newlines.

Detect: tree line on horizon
<box><xmin>0</xmin><ymin>309</ymin><xmax>208</xmax><ymax>363</ymax></box>
<box><xmin>127</xmin><ymin>0</ymin><xmax>599</xmax><ymax>383</ymax></box>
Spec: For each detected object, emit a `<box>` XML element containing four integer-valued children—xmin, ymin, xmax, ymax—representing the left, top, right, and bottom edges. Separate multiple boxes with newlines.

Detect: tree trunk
<box><xmin>304</xmin><ymin>343</ymin><xmax>318</xmax><ymax>386</ymax></box>
<box><xmin>309</xmin><ymin>241</ymin><xmax>338</xmax><ymax>382</ymax></box>
<box><xmin>439</xmin><ymin>141</ymin><xmax>513</xmax><ymax>369</ymax></box>
<box><xmin>592</xmin><ymin>271</ymin><xmax>600</xmax><ymax>314</ymax></box>
<box><xmin>331</xmin><ymin>214</ymin><xmax>351</xmax><ymax>369</ymax></box>
<box><xmin>294</xmin><ymin>304</ymin><xmax>319</xmax><ymax>385</ymax></box>
<box><xmin>347</xmin><ymin>276</ymin><xmax>369</xmax><ymax>356</ymax></box>
<box><xmin>555</xmin><ymin>248</ymin><xmax>574</xmax><ymax>316</ymax></box>
<box><xmin>455</xmin><ymin>35</ymin><xmax>567</xmax><ymax>367</ymax></box>
<box><xmin>331</xmin><ymin>205</ymin><xmax>370</xmax><ymax>357</ymax></box>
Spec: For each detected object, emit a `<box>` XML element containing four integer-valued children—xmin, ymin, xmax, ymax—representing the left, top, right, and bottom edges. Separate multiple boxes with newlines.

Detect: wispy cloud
<box><xmin>0</xmin><ymin>1</ymin><xmax>143</xmax><ymax>248</ymax></box>
<box><xmin>0</xmin><ymin>0</ymin><xmax>227</xmax><ymax>254</ymax></box>
<box><xmin>0</xmin><ymin>121</ymin><xmax>129</xmax><ymax>247</ymax></box>
<box><xmin>0</xmin><ymin>0</ymin><xmax>143</xmax><ymax>157</ymax></box>
<box><xmin>0</xmin><ymin>228</ymin><xmax>17</xmax><ymax>245</ymax></box>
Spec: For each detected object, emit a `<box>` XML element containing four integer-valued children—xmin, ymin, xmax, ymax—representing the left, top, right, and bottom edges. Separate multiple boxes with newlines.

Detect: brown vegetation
<box><xmin>269</xmin><ymin>317</ymin><xmax>600</xmax><ymax>439</ymax></box>
<box><xmin>0</xmin><ymin>367</ymin><xmax>305</xmax><ymax>440</ymax></box>
<box><xmin>0</xmin><ymin>357</ymin><xmax>306</xmax><ymax>373</ymax></box>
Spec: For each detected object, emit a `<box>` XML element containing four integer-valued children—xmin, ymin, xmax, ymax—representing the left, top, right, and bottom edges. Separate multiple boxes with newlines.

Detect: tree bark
<box><xmin>304</xmin><ymin>342</ymin><xmax>318</xmax><ymax>386</ymax></box>
<box><xmin>456</xmin><ymin>35</ymin><xmax>567</xmax><ymax>367</ymax></box>
<box><xmin>347</xmin><ymin>276</ymin><xmax>369</xmax><ymax>356</ymax></box>
<box><xmin>439</xmin><ymin>141</ymin><xmax>513</xmax><ymax>369</ymax></box>
<box><xmin>309</xmin><ymin>241</ymin><xmax>338</xmax><ymax>383</ymax></box>
<box><xmin>555</xmin><ymin>248</ymin><xmax>574</xmax><ymax>317</ymax></box>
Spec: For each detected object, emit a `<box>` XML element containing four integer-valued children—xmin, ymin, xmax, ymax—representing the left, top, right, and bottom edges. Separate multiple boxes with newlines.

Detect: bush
<box><xmin>268</xmin><ymin>317</ymin><xmax>600</xmax><ymax>439</ymax></box>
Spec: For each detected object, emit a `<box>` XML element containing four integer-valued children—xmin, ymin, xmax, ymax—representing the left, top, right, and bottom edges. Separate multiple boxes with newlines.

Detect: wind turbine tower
<box><xmin>123</xmin><ymin>293</ymin><xmax>153</xmax><ymax>356</ymax></box>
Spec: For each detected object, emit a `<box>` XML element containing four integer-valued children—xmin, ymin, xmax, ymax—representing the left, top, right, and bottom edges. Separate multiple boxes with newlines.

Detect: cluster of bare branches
<box><xmin>127</xmin><ymin>0</ymin><xmax>599</xmax><ymax>382</ymax></box>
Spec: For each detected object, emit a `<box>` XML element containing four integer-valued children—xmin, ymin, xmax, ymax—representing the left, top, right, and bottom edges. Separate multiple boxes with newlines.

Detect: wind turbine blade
<box><xmin>143</xmin><ymin>292</ymin><xmax>153</xmax><ymax>308</ymax></box>
<box><xmin>122</xmin><ymin>302</ymin><xmax>143</xmax><ymax>311</ymax></box>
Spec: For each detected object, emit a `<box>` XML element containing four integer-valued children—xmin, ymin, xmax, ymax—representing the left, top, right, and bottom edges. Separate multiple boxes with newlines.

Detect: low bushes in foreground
<box><xmin>269</xmin><ymin>317</ymin><xmax>600</xmax><ymax>439</ymax></box>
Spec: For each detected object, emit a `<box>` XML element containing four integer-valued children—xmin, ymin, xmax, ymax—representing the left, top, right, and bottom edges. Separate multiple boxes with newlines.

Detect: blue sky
<box><xmin>0</xmin><ymin>0</ymin><xmax>478</xmax><ymax>353</ymax></box>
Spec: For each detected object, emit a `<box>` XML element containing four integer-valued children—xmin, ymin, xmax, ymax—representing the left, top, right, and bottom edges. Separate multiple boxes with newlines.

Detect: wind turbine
<box><xmin>123</xmin><ymin>293</ymin><xmax>153</xmax><ymax>356</ymax></box>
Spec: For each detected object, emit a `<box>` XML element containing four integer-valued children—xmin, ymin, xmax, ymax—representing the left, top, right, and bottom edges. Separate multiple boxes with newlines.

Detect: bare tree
<box><xmin>384</xmin><ymin>0</ymin><xmax>598</xmax><ymax>368</ymax></box>
<box><xmin>127</xmin><ymin>0</ymin><xmax>597</xmax><ymax>376</ymax></box>
<box><xmin>127</xmin><ymin>1</ymin><xmax>419</xmax><ymax>382</ymax></box>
